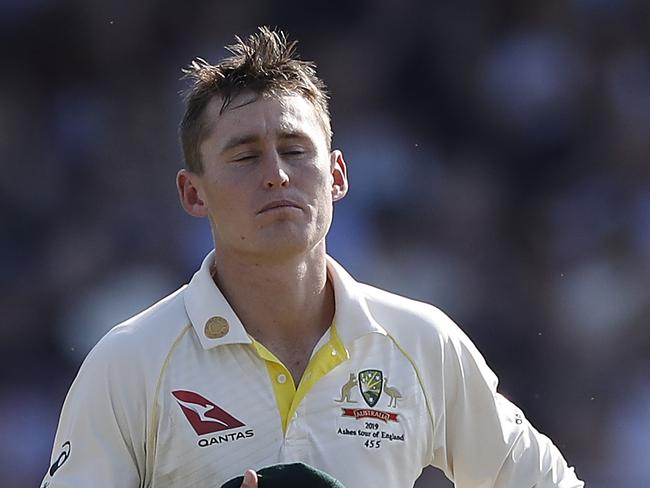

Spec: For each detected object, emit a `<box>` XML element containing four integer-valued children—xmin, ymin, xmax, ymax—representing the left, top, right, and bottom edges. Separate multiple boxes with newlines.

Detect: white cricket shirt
<box><xmin>42</xmin><ymin>252</ymin><xmax>583</xmax><ymax>487</ymax></box>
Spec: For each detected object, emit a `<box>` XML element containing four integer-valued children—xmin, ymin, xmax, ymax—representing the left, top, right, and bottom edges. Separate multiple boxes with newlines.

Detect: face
<box><xmin>177</xmin><ymin>92</ymin><xmax>348</xmax><ymax>263</ymax></box>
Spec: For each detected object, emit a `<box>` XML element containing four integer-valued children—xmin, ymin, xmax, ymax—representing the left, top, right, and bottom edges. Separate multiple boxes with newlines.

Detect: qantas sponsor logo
<box><xmin>172</xmin><ymin>390</ymin><xmax>246</xmax><ymax>436</ymax></box>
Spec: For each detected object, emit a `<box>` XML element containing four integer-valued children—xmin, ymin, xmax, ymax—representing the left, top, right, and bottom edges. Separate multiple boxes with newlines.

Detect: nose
<box><xmin>263</xmin><ymin>150</ymin><xmax>289</xmax><ymax>188</ymax></box>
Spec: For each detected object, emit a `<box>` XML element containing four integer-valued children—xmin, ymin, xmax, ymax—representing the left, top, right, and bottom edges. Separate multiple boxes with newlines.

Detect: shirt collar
<box><xmin>184</xmin><ymin>251</ymin><xmax>252</xmax><ymax>349</ymax></box>
<box><xmin>184</xmin><ymin>251</ymin><xmax>386</xmax><ymax>350</ymax></box>
<box><xmin>326</xmin><ymin>255</ymin><xmax>387</xmax><ymax>346</ymax></box>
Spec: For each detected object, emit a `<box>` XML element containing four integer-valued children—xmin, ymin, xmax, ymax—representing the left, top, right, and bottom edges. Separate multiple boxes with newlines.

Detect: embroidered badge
<box><xmin>334</xmin><ymin>370</ymin><xmax>404</xmax><ymax>423</ymax></box>
<box><xmin>358</xmin><ymin>369</ymin><xmax>383</xmax><ymax>407</ymax></box>
<box><xmin>335</xmin><ymin>369</ymin><xmax>407</xmax><ymax>448</ymax></box>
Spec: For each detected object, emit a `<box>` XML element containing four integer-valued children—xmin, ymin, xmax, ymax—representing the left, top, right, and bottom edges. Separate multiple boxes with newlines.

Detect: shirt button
<box><xmin>331</xmin><ymin>348</ymin><xmax>337</xmax><ymax>356</ymax></box>
<box><xmin>277</xmin><ymin>373</ymin><xmax>287</xmax><ymax>384</ymax></box>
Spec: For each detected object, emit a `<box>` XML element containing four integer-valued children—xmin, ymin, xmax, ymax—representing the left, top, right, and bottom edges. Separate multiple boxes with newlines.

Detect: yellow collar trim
<box><xmin>250</xmin><ymin>324</ymin><xmax>349</xmax><ymax>433</ymax></box>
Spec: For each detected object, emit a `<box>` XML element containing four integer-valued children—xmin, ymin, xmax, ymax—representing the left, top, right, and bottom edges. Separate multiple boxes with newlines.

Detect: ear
<box><xmin>330</xmin><ymin>150</ymin><xmax>348</xmax><ymax>202</ymax></box>
<box><xmin>176</xmin><ymin>169</ymin><xmax>209</xmax><ymax>218</ymax></box>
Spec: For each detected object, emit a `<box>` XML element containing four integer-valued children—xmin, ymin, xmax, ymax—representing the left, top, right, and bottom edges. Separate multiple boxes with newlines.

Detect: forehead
<box><xmin>202</xmin><ymin>92</ymin><xmax>324</xmax><ymax>147</ymax></box>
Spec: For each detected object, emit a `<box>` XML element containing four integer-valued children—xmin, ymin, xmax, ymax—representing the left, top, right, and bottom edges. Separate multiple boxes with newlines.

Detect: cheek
<box><xmin>204</xmin><ymin>184</ymin><xmax>247</xmax><ymax>224</ymax></box>
<box><xmin>312</xmin><ymin>179</ymin><xmax>335</xmax><ymax>224</ymax></box>
<box><xmin>307</xmin><ymin>161</ymin><xmax>335</xmax><ymax>190</ymax></box>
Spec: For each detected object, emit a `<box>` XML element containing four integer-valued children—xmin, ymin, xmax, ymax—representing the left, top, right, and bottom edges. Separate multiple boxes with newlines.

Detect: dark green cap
<box><xmin>221</xmin><ymin>462</ymin><xmax>346</xmax><ymax>488</ymax></box>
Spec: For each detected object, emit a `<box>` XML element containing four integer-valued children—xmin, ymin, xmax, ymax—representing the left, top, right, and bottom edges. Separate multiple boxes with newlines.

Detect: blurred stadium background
<box><xmin>1</xmin><ymin>0</ymin><xmax>649</xmax><ymax>486</ymax></box>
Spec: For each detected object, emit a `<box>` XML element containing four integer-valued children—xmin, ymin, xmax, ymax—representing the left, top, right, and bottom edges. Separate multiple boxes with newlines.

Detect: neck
<box><xmin>211</xmin><ymin>244</ymin><xmax>334</xmax><ymax>345</ymax></box>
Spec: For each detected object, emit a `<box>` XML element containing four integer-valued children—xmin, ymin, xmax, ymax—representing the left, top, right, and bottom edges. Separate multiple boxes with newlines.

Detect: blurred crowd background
<box><xmin>1</xmin><ymin>0</ymin><xmax>649</xmax><ymax>486</ymax></box>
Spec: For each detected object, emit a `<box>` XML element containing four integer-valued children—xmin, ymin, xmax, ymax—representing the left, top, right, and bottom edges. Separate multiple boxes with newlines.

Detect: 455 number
<box><xmin>364</xmin><ymin>439</ymin><xmax>381</xmax><ymax>449</ymax></box>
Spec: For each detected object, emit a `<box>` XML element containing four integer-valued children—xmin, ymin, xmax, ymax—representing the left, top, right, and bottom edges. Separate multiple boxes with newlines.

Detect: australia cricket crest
<box><xmin>358</xmin><ymin>369</ymin><xmax>383</xmax><ymax>407</ymax></box>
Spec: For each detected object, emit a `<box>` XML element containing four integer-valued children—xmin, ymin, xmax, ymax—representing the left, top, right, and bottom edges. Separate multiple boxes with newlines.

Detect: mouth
<box><xmin>258</xmin><ymin>199</ymin><xmax>302</xmax><ymax>214</ymax></box>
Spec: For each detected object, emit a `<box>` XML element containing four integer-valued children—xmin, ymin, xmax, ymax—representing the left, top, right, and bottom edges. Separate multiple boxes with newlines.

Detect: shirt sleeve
<box><xmin>41</xmin><ymin>329</ymin><xmax>146</xmax><ymax>488</ymax></box>
<box><xmin>429</xmin><ymin>325</ymin><xmax>584</xmax><ymax>487</ymax></box>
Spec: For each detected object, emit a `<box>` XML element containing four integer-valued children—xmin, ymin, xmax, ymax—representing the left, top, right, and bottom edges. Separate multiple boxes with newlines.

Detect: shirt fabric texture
<box><xmin>42</xmin><ymin>252</ymin><xmax>584</xmax><ymax>487</ymax></box>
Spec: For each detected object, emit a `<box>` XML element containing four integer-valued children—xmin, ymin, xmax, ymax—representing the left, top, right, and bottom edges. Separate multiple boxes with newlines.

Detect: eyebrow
<box><xmin>219</xmin><ymin>130</ymin><xmax>311</xmax><ymax>154</ymax></box>
<box><xmin>220</xmin><ymin>134</ymin><xmax>259</xmax><ymax>154</ymax></box>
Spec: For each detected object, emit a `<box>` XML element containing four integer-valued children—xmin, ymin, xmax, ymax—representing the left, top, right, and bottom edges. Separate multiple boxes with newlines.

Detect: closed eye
<box><xmin>281</xmin><ymin>148</ymin><xmax>307</xmax><ymax>157</ymax></box>
<box><xmin>231</xmin><ymin>154</ymin><xmax>257</xmax><ymax>162</ymax></box>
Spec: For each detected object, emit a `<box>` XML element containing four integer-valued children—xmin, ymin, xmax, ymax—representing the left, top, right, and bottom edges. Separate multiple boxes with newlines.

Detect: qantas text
<box><xmin>197</xmin><ymin>429</ymin><xmax>254</xmax><ymax>448</ymax></box>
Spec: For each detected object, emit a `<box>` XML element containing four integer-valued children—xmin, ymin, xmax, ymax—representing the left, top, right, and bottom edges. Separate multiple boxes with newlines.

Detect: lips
<box><xmin>258</xmin><ymin>199</ymin><xmax>302</xmax><ymax>214</ymax></box>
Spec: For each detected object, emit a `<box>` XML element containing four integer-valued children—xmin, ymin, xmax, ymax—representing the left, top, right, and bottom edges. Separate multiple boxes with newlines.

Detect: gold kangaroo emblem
<box><xmin>383</xmin><ymin>377</ymin><xmax>402</xmax><ymax>407</ymax></box>
<box><xmin>334</xmin><ymin>373</ymin><xmax>358</xmax><ymax>403</ymax></box>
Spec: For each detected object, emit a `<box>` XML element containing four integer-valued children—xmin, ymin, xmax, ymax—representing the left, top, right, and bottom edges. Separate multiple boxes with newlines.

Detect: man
<box><xmin>42</xmin><ymin>27</ymin><xmax>583</xmax><ymax>487</ymax></box>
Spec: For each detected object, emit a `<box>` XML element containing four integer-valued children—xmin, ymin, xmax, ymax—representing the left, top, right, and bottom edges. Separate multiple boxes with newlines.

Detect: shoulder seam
<box><xmin>144</xmin><ymin>323</ymin><xmax>192</xmax><ymax>486</ymax></box>
<box><xmin>385</xmin><ymin>331</ymin><xmax>436</xmax><ymax>449</ymax></box>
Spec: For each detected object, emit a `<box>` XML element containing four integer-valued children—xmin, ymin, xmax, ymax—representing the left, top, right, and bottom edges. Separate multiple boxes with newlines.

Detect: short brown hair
<box><xmin>179</xmin><ymin>26</ymin><xmax>331</xmax><ymax>174</ymax></box>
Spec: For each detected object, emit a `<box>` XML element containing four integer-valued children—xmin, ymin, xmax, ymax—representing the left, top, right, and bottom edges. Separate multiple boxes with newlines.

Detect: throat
<box><xmin>257</xmin><ymin>333</ymin><xmax>324</xmax><ymax>386</ymax></box>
